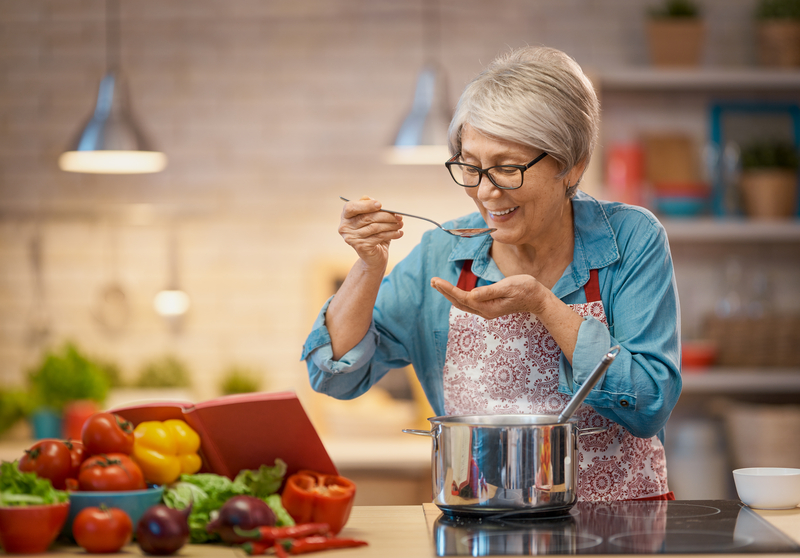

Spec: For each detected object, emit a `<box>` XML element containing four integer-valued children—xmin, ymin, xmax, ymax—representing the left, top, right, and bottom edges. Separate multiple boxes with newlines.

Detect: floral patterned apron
<box><xmin>442</xmin><ymin>261</ymin><xmax>672</xmax><ymax>501</ymax></box>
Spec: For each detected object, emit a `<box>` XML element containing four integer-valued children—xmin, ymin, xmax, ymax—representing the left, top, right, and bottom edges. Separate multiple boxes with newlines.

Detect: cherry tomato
<box><xmin>78</xmin><ymin>453</ymin><xmax>146</xmax><ymax>491</ymax></box>
<box><xmin>64</xmin><ymin>438</ymin><xmax>87</xmax><ymax>479</ymax></box>
<box><xmin>81</xmin><ymin>412</ymin><xmax>135</xmax><ymax>456</ymax></box>
<box><xmin>18</xmin><ymin>439</ymin><xmax>72</xmax><ymax>490</ymax></box>
<box><xmin>73</xmin><ymin>506</ymin><xmax>133</xmax><ymax>553</ymax></box>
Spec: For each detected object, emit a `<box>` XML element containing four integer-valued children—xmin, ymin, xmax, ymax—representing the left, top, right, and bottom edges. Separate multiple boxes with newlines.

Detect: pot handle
<box><xmin>402</xmin><ymin>428</ymin><xmax>433</xmax><ymax>437</ymax></box>
<box><xmin>578</xmin><ymin>426</ymin><xmax>608</xmax><ymax>436</ymax></box>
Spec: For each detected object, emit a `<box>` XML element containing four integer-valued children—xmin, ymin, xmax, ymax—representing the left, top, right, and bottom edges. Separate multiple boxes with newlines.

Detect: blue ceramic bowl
<box><xmin>63</xmin><ymin>486</ymin><xmax>164</xmax><ymax>537</ymax></box>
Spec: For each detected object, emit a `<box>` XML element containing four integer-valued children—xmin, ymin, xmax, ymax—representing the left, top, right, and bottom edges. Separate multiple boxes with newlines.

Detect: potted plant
<box><xmin>106</xmin><ymin>354</ymin><xmax>194</xmax><ymax>408</ymax></box>
<box><xmin>0</xmin><ymin>387</ymin><xmax>33</xmax><ymax>440</ymax></box>
<box><xmin>26</xmin><ymin>342</ymin><xmax>110</xmax><ymax>439</ymax></box>
<box><xmin>218</xmin><ymin>365</ymin><xmax>263</xmax><ymax>396</ymax></box>
<box><xmin>755</xmin><ymin>0</ymin><xmax>800</xmax><ymax>67</ymax></box>
<box><xmin>646</xmin><ymin>0</ymin><xmax>705</xmax><ymax>67</ymax></box>
<box><xmin>739</xmin><ymin>140</ymin><xmax>799</xmax><ymax>219</ymax></box>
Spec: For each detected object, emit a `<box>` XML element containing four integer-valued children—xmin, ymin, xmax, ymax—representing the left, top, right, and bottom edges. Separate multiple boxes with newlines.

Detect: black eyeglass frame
<box><xmin>445</xmin><ymin>151</ymin><xmax>548</xmax><ymax>190</ymax></box>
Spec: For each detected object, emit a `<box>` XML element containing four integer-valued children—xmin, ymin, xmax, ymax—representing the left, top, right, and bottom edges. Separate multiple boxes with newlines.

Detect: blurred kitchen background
<box><xmin>1</xmin><ymin>0</ymin><xmax>799</xmax><ymax>504</ymax></box>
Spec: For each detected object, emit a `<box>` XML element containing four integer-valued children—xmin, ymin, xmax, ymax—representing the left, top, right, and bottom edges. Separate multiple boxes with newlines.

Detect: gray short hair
<box><xmin>448</xmin><ymin>46</ymin><xmax>600</xmax><ymax>190</ymax></box>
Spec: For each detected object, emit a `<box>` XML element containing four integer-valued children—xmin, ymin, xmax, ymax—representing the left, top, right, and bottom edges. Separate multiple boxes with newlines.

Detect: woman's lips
<box><xmin>487</xmin><ymin>206</ymin><xmax>519</xmax><ymax>221</ymax></box>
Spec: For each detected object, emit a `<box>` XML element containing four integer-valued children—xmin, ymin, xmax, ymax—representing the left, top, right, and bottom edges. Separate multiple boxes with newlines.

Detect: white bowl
<box><xmin>733</xmin><ymin>468</ymin><xmax>800</xmax><ymax>510</ymax></box>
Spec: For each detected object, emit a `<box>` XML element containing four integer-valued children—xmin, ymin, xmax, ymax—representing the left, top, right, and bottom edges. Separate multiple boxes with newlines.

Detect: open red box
<box><xmin>111</xmin><ymin>391</ymin><xmax>337</xmax><ymax>481</ymax></box>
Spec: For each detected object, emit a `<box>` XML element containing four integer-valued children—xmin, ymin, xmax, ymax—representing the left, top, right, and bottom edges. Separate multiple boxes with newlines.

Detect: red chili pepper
<box><xmin>281</xmin><ymin>470</ymin><xmax>356</xmax><ymax>535</ymax></box>
<box><xmin>234</xmin><ymin>523</ymin><xmax>330</xmax><ymax>543</ymax></box>
<box><xmin>279</xmin><ymin>536</ymin><xmax>368</xmax><ymax>554</ymax></box>
<box><xmin>240</xmin><ymin>541</ymin><xmax>271</xmax><ymax>556</ymax></box>
<box><xmin>273</xmin><ymin>543</ymin><xmax>290</xmax><ymax>558</ymax></box>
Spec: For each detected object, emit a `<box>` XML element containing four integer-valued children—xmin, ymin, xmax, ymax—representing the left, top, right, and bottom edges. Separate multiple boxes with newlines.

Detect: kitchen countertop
<box><xmin>16</xmin><ymin>502</ymin><xmax>800</xmax><ymax>557</ymax></box>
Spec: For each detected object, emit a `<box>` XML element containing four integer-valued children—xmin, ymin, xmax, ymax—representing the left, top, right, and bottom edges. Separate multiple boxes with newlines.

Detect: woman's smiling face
<box><xmin>459</xmin><ymin>124</ymin><xmax>576</xmax><ymax>247</ymax></box>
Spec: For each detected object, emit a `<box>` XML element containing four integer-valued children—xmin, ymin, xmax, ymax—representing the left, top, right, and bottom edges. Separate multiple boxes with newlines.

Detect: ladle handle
<box><xmin>558</xmin><ymin>345</ymin><xmax>620</xmax><ymax>424</ymax></box>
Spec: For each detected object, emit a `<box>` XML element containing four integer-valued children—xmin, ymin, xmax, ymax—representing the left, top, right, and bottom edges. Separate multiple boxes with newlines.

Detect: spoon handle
<box><xmin>558</xmin><ymin>345</ymin><xmax>620</xmax><ymax>424</ymax></box>
<box><xmin>339</xmin><ymin>197</ymin><xmax>443</xmax><ymax>228</ymax></box>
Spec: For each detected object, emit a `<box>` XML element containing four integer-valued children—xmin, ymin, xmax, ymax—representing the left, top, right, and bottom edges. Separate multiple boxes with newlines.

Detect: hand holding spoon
<box><xmin>339</xmin><ymin>197</ymin><xmax>495</xmax><ymax>238</ymax></box>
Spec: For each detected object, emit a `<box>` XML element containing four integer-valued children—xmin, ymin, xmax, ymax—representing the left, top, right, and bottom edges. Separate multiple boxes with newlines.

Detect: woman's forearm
<box><xmin>533</xmin><ymin>288</ymin><xmax>584</xmax><ymax>364</ymax></box>
<box><xmin>326</xmin><ymin>259</ymin><xmax>387</xmax><ymax>360</ymax></box>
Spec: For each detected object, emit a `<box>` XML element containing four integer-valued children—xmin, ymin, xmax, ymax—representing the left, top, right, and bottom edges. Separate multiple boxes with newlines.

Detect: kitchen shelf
<box><xmin>661</xmin><ymin>218</ymin><xmax>800</xmax><ymax>242</ymax></box>
<box><xmin>681</xmin><ymin>368</ymin><xmax>800</xmax><ymax>393</ymax></box>
<box><xmin>596</xmin><ymin>68</ymin><xmax>800</xmax><ymax>92</ymax></box>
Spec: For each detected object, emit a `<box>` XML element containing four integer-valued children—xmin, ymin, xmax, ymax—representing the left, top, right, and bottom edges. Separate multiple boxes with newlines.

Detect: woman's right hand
<box><xmin>339</xmin><ymin>197</ymin><xmax>404</xmax><ymax>269</ymax></box>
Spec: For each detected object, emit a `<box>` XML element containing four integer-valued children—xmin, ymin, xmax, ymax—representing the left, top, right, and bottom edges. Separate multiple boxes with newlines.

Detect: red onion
<box><xmin>136</xmin><ymin>504</ymin><xmax>191</xmax><ymax>555</ymax></box>
<box><xmin>206</xmin><ymin>495</ymin><xmax>276</xmax><ymax>544</ymax></box>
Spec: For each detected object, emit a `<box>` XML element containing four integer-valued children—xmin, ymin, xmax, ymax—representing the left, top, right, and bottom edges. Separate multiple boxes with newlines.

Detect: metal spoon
<box><xmin>339</xmin><ymin>197</ymin><xmax>495</xmax><ymax>238</ymax></box>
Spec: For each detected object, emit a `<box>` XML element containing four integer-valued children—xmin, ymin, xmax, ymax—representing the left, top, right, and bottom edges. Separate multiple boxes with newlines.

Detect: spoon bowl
<box><xmin>339</xmin><ymin>197</ymin><xmax>495</xmax><ymax>238</ymax></box>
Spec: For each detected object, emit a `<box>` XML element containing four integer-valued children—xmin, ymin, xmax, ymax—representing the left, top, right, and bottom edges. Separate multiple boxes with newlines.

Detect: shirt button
<box><xmin>620</xmin><ymin>400</ymin><xmax>629</xmax><ymax>408</ymax></box>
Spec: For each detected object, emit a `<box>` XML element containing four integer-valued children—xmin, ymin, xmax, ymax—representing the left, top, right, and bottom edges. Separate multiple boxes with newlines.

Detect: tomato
<box><xmin>78</xmin><ymin>453</ymin><xmax>146</xmax><ymax>491</ymax></box>
<box><xmin>64</xmin><ymin>438</ymin><xmax>87</xmax><ymax>479</ymax></box>
<box><xmin>18</xmin><ymin>439</ymin><xmax>72</xmax><ymax>490</ymax></box>
<box><xmin>81</xmin><ymin>412</ymin><xmax>135</xmax><ymax>456</ymax></box>
<box><xmin>73</xmin><ymin>506</ymin><xmax>133</xmax><ymax>553</ymax></box>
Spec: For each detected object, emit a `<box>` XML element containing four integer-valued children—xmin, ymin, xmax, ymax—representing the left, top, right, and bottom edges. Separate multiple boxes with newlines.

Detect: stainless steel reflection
<box><xmin>420</xmin><ymin>415</ymin><xmax>582</xmax><ymax>516</ymax></box>
<box><xmin>434</xmin><ymin>513</ymin><xmax>587</xmax><ymax>556</ymax></box>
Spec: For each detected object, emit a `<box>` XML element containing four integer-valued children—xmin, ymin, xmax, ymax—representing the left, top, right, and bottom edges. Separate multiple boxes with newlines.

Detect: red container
<box><xmin>62</xmin><ymin>400</ymin><xmax>100</xmax><ymax>441</ymax></box>
<box><xmin>606</xmin><ymin>144</ymin><xmax>645</xmax><ymax>206</ymax></box>
<box><xmin>0</xmin><ymin>503</ymin><xmax>69</xmax><ymax>554</ymax></box>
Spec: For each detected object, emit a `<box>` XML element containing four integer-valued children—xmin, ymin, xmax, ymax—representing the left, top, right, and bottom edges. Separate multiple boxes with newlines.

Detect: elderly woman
<box><xmin>302</xmin><ymin>46</ymin><xmax>681</xmax><ymax>501</ymax></box>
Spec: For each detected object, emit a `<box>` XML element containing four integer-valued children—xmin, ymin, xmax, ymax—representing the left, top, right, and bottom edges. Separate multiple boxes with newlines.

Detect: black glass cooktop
<box><xmin>433</xmin><ymin>500</ymin><xmax>800</xmax><ymax>555</ymax></box>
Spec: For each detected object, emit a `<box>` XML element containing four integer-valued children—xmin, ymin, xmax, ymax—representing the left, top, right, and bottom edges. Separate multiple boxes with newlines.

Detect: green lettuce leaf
<box><xmin>233</xmin><ymin>459</ymin><xmax>287</xmax><ymax>498</ymax></box>
<box><xmin>264</xmin><ymin>493</ymin><xmax>294</xmax><ymax>527</ymax></box>
<box><xmin>0</xmin><ymin>460</ymin><xmax>69</xmax><ymax>506</ymax></box>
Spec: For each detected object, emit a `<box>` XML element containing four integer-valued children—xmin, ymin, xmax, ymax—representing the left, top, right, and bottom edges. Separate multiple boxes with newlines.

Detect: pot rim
<box><xmin>428</xmin><ymin>413</ymin><xmax>577</xmax><ymax>427</ymax></box>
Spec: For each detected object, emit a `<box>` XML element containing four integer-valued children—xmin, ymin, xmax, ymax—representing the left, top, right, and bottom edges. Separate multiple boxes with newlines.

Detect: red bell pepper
<box><xmin>281</xmin><ymin>470</ymin><xmax>356</xmax><ymax>535</ymax></box>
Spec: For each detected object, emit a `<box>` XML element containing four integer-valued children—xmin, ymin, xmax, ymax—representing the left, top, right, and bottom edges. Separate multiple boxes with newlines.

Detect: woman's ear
<box><xmin>566</xmin><ymin>158</ymin><xmax>588</xmax><ymax>188</ymax></box>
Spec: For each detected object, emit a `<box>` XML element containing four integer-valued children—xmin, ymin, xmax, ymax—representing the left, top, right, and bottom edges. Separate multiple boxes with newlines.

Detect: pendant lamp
<box><xmin>384</xmin><ymin>0</ymin><xmax>452</xmax><ymax>165</ymax></box>
<box><xmin>153</xmin><ymin>224</ymin><xmax>189</xmax><ymax>334</ymax></box>
<box><xmin>58</xmin><ymin>0</ymin><xmax>166</xmax><ymax>174</ymax></box>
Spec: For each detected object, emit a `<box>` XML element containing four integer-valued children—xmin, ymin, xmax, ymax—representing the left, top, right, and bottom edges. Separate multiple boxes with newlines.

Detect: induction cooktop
<box><xmin>433</xmin><ymin>500</ymin><xmax>800</xmax><ymax>555</ymax></box>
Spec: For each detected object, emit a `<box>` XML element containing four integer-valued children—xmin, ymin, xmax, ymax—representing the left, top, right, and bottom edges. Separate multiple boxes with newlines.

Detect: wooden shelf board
<box><xmin>681</xmin><ymin>368</ymin><xmax>800</xmax><ymax>392</ymax></box>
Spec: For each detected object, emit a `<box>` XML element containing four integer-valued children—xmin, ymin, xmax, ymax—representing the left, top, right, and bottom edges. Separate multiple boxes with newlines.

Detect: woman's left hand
<box><xmin>431</xmin><ymin>275</ymin><xmax>547</xmax><ymax>320</ymax></box>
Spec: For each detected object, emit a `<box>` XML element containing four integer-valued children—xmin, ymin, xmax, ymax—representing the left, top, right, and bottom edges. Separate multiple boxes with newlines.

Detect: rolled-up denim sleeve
<box><xmin>301</xmin><ymin>296</ymin><xmax>382</xmax><ymax>399</ymax></box>
<box><xmin>559</xmin><ymin>212</ymin><xmax>682</xmax><ymax>440</ymax></box>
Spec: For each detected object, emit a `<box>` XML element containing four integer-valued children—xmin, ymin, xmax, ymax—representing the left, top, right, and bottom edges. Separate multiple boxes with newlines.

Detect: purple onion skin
<box><xmin>137</xmin><ymin>504</ymin><xmax>191</xmax><ymax>555</ymax></box>
<box><xmin>206</xmin><ymin>495</ymin><xmax>277</xmax><ymax>544</ymax></box>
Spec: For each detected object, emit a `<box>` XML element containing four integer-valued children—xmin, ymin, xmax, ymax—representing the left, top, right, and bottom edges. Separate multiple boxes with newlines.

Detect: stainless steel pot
<box><xmin>404</xmin><ymin>346</ymin><xmax>619</xmax><ymax>517</ymax></box>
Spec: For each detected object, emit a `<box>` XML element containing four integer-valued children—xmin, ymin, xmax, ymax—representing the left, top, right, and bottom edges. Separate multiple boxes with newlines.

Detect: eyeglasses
<box><xmin>445</xmin><ymin>151</ymin><xmax>548</xmax><ymax>190</ymax></box>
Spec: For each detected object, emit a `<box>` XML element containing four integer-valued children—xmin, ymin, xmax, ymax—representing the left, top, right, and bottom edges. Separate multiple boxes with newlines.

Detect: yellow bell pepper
<box><xmin>132</xmin><ymin>419</ymin><xmax>202</xmax><ymax>485</ymax></box>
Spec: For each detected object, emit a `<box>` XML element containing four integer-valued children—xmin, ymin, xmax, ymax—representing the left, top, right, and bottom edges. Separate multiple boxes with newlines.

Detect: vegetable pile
<box><xmin>162</xmin><ymin>460</ymin><xmax>292</xmax><ymax>543</ymax></box>
<box><xmin>4</xmin><ymin>408</ymin><xmax>367</xmax><ymax>555</ymax></box>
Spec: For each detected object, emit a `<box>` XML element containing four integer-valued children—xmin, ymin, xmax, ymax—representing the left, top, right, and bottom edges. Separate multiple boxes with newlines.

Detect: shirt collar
<box><xmin>446</xmin><ymin>191</ymin><xmax>620</xmax><ymax>295</ymax></box>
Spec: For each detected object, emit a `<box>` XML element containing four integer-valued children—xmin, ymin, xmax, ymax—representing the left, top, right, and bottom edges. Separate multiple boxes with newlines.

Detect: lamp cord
<box><xmin>422</xmin><ymin>0</ymin><xmax>441</xmax><ymax>67</ymax></box>
<box><xmin>106</xmin><ymin>0</ymin><xmax>121</xmax><ymax>74</ymax></box>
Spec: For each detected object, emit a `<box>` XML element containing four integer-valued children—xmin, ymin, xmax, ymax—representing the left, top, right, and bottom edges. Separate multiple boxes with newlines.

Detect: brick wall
<box><xmin>0</xmin><ymin>0</ymin><xmax>784</xmax><ymax>411</ymax></box>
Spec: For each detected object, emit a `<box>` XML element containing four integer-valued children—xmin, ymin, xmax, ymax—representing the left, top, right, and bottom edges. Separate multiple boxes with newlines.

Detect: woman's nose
<box><xmin>476</xmin><ymin>174</ymin><xmax>502</xmax><ymax>201</ymax></box>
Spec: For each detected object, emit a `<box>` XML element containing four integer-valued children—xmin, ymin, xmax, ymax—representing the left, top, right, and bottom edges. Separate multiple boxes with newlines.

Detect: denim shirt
<box><xmin>302</xmin><ymin>191</ymin><xmax>682</xmax><ymax>442</ymax></box>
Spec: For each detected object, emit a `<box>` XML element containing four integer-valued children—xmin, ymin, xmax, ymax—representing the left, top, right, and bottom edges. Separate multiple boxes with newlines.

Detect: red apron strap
<box><xmin>585</xmin><ymin>268</ymin><xmax>602</xmax><ymax>303</ymax></box>
<box><xmin>456</xmin><ymin>260</ymin><xmax>479</xmax><ymax>292</ymax></box>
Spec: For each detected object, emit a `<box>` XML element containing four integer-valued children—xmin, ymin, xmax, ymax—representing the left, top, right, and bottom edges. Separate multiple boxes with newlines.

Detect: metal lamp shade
<box><xmin>384</xmin><ymin>64</ymin><xmax>452</xmax><ymax>165</ymax></box>
<box><xmin>59</xmin><ymin>73</ymin><xmax>167</xmax><ymax>174</ymax></box>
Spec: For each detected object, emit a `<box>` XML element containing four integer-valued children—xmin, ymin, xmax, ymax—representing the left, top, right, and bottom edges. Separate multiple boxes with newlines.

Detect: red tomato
<box><xmin>18</xmin><ymin>439</ymin><xmax>72</xmax><ymax>490</ymax></box>
<box><xmin>78</xmin><ymin>453</ymin><xmax>146</xmax><ymax>491</ymax></box>
<box><xmin>73</xmin><ymin>506</ymin><xmax>133</xmax><ymax>553</ymax></box>
<box><xmin>81</xmin><ymin>412</ymin><xmax>135</xmax><ymax>456</ymax></box>
<box><xmin>64</xmin><ymin>439</ymin><xmax>87</xmax><ymax>479</ymax></box>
